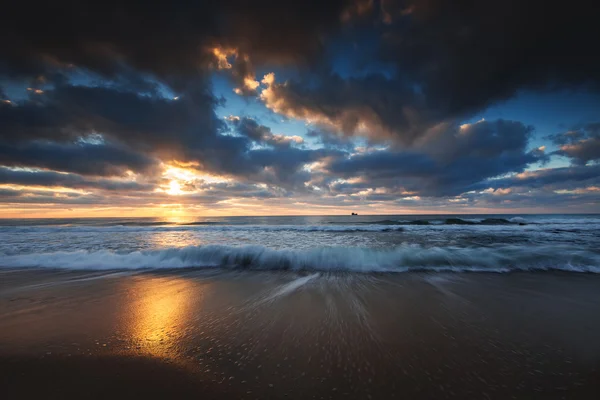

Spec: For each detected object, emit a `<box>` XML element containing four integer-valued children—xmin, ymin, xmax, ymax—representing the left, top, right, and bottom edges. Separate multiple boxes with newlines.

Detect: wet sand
<box><xmin>1</xmin><ymin>269</ymin><xmax>599</xmax><ymax>399</ymax></box>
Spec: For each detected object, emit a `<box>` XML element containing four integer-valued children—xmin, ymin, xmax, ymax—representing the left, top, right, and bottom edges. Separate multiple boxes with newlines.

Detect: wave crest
<box><xmin>1</xmin><ymin>244</ymin><xmax>599</xmax><ymax>273</ymax></box>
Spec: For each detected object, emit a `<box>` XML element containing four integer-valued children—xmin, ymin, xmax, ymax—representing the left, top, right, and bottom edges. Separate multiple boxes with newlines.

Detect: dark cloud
<box><xmin>0</xmin><ymin>167</ymin><xmax>154</xmax><ymax>191</ymax></box>
<box><xmin>0</xmin><ymin>84</ymin><xmax>342</xmax><ymax>190</ymax></box>
<box><xmin>0</xmin><ymin>189</ymin><xmax>106</xmax><ymax>205</ymax></box>
<box><xmin>0</xmin><ymin>83</ymin><xmax>249</xmax><ymax>177</ymax></box>
<box><xmin>257</xmin><ymin>0</ymin><xmax>600</xmax><ymax>145</ymax></box>
<box><xmin>459</xmin><ymin>188</ymin><xmax>600</xmax><ymax>211</ymax></box>
<box><xmin>261</xmin><ymin>72</ymin><xmax>430</xmax><ymax>144</ymax></box>
<box><xmin>546</xmin><ymin>123</ymin><xmax>600</xmax><ymax>165</ymax></box>
<box><xmin>0</xmin><ymin>83</ymin><xmax>221</xmax><ymax>150</ymax></box>
<box><xmin>326</xmin><ymin>120</ymin><xmax>544</xmax><ymax>196</ymax></box>
<box><xmin>247</xmin><ymin>147</ymin><xmax>341</xmax><ymax>189</ymax></box>
<box><xmin>0</xmin><ymin>0</ymin><xmax>352</xmax><ymax>87</ymax></box>
<box><xmin>477</xmin><ymin>164</ymin><xmax>600</xmax><ymax>192</ymax></box>
<box><xmin>0</xmin><ymin>188</ymin><xmax>20</xmax><ymax>198</ymax></box>
<box><xmin>378</xmin><ymin>0</ymin><xmax>600</xmax><ymax>117</ymax></box>
<box><xmin>230</xmin><ymin>117</ymin><xmax>305</xmax><ymax>148</ymax></box>
<box><xmin>0</xmin><ymin>141</ymin><xmax>157</xmax><ymax>176</ymax></box>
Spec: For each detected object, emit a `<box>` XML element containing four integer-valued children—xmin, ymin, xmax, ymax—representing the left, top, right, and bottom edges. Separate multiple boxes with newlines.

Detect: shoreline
<box><xmin>1</xmin><ymin>269</ymin><xmax>599</xmax><ymax>398</ymax></box>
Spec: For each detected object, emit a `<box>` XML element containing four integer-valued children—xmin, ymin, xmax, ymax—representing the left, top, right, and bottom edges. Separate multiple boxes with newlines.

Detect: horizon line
<box><xmin>1</xmin><ymin>212</ymin><xmax>599</xmax><ymax>220</ymax></box>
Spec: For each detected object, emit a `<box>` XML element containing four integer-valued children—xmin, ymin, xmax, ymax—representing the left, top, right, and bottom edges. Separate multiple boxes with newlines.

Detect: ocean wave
<box><xmin>333</xmin><ymin>217</ymin><xmax>529</xmax><ymax>226</ymax></box>
<box><xmin>1</xmin><ymin>244</ymin><xmax>598</xmax><ymax>273</ymax></box>
<box><xmin>4</xmin><ymin>222</ymin><xmax>600</xmax><ymax>237</ymax></box>
<box><xmin>365</xmin><ymin>217</ymin><xmax>600</xmax><ymax>226</ymax></box>
<box><xmin>0</xmin><ymin>224</ymin><xmax>406</xmax><ymax>234</ymax></box>
<box><xmin>339</xmin><ymin>218</ymin><xmax>519</xmax><ymax>226</ymax></box>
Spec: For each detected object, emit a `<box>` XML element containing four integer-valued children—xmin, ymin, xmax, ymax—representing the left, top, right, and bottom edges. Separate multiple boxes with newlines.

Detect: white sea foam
<box><xmin>263</xmin><ymin>273</ymin><xmax>320</xmax><ymax>302</ymax></box>
<box><xmin>508</xmin><ymin>217</ymin><xmax>526</xmax><ymax>223</ymax></box>
<box><xmin>1</xmin><ymin>244</ymin><xmax>599</xmax><ymax>273</ymax></box>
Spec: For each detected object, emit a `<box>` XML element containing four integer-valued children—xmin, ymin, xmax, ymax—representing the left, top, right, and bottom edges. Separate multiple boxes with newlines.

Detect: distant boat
<box><xmin>351</xmin><ymin>212</ymin><xmax>358</xmax><ymax>216</ymax></box>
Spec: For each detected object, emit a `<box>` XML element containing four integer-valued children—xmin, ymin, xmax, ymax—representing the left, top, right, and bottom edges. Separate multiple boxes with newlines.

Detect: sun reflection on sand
<box><xmin>125</xmin><ymin>276</ymin><xmax>202</xmax><ymax>359</ymax></box>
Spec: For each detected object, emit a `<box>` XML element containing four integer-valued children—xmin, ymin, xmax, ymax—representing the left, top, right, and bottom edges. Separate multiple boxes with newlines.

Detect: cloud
<box><xmin>0</xmin><ymin>1</ymin><xmax>352</xmax><ymax>87</ymax></box>
<box><xmin>0</xmin><ymin>82</ymin><xmax>344</xmax><ymax>192</ymax></box>
<box><xmin>377</xmin><ymin>0</ymin><xmax>600</xmax><ymax>117</ymax></box>
<box><xmin>325</xmin><ymin>119</ymin><xmax>543</xmax><ymax>196</ymax></box>
<box><xmin>1</xmin><ymin>0</ymin><xmax>599</xmax><ymax>213</ymax></box>
<box><xmin>0</xmin><ymin>167</ymin><xmax>154</xmax><ymax>191</ymax></box>
<box><xmin>230</xmin><ymin>117</ymin><xmax>304</xmax><ymax>148</ymax></box>
<box><xmin>478</xmin><ymin>164</ymin><xmax>600</xmax><ymax>191</ymax></box>
<box><xmin>0</xmin><ymin>82</ymin><xmax>257</xmax><ymax>177</ymax></box>
<box><xmin>254</xmin><ymin>0</ymin><xmax>600</xmax><ymax>148</ymax></box>
<box><xmin>547</xmin><ymin>123</ymin><xmax>600</xmax><ymax>165</ymax></box>
<box><xmin>0</xmin><ymin>83</ymin><xmax>221</xmax><ymax>147</ymax></box>
<box><xmin>0</xmin><ymin>141</ymin><xmax>157</xmax><ymax>176</ymax></box>
<box><xmin>261</xmin><ymin>72</ymin><xmax>430</xmax><ymax>143</ymax></box>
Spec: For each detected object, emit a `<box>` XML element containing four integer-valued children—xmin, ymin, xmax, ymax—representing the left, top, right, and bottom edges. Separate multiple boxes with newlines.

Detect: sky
<box><xmin>0</xmin><ymin>0</ymin><xmax>599</xmax><ymax>217</ymax></box>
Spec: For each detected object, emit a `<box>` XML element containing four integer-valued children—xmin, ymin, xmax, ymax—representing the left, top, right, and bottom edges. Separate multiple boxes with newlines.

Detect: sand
<box><xmin>1</xmin><ymin>268</ymin><xmax>599</xmax><ymax>399</ymax></box>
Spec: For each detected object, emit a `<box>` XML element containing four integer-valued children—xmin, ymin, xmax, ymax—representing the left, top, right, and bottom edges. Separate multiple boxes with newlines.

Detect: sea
<box><xmin>0</xmin><ymin>214</ymin><xmax>599</xmax><ymax>273</ymax></box>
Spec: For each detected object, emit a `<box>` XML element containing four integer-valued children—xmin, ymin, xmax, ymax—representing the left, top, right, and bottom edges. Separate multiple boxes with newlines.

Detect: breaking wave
<box><xmin>1</xmin><ymin>244</ymin><xmax>599</xmax><ymax>273</ymax></box>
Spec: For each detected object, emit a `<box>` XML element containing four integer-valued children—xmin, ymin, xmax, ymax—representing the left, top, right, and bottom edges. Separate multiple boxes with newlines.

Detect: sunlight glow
<box><xmin>158</xmin><ymin>163</ymin><xmax>231</xmax><ymax>196</ymax></box>
<box><xmin>166</xmin><ymin>180</ymin><xmax>183</xmax><ymax>195</ymax></box>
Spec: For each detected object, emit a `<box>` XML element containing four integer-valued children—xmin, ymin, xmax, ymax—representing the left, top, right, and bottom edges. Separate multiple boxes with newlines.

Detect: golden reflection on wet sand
<box><xmin>124</xmin><ymin>276</ymin><xmax>203</xmax><ymax>359</ymax></box>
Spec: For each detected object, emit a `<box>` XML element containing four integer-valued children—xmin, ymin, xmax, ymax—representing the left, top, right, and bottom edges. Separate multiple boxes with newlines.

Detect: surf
<box><xmin>2</xmin><ymin>244</ymin><xmax>599</xmax><ymax>273</ymax></box>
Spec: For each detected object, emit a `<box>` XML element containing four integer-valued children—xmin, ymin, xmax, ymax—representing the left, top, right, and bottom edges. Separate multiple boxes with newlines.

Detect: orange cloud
<box><xmin>260</xmin><ymin>73</ymin><xmax>403</xmax><ymax>141</ymax></box>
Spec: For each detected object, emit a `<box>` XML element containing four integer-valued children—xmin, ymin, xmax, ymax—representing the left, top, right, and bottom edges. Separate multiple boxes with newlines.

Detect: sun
<box><xmin>166</xmin><ymin>180</ymin><xmax>183</xmax><ymax>195</ymax></box>
<box><xmin>157</xmin><ymin>162</ymin><xmax>231</xmax><ymax>196</ymax></box>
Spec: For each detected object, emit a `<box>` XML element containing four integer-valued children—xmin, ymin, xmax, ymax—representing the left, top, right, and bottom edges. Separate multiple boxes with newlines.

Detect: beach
<box><xmin>1</xmin><ymin>268</ymin><xmax>599</xmax><ymax>399</ymax></box>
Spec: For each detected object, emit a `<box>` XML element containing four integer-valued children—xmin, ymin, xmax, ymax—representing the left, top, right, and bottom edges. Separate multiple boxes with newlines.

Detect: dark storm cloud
<box><xmin>0</xmin><ymin>84</ymin><xmax>220</xmax><ymax>149</ymax></box>
<box><xmin>377</xmin><ymin>0</ymin><xmax>600</xmax><ymax>117</ymax></box>
<box><xmin>326</xmin><ymin>120</ymin><xmax>544</xmax><ymax>196</ymax></box>
<box><xmin>546</xmin><ymin>123</ymin><xmax>600</xmax><ymax>165</ymax></box>
<box><xmin>3</xmin><ymin>0</ymin><xmax>599</xmax><ymax>125</ymax></box>
<box><xmin>259</xmin><ymin>0</ymin><xmax>600</xmax><ymax>144</ymax></box>
<box><xmin>0</xmin><ymin>0</ymin><xmax>351</xmax><ymax>87</ymax></box>
<box><xmin>0</xmin><ymin>141</ymin><xmax>157</xmax><ymax>176</ymax></box>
